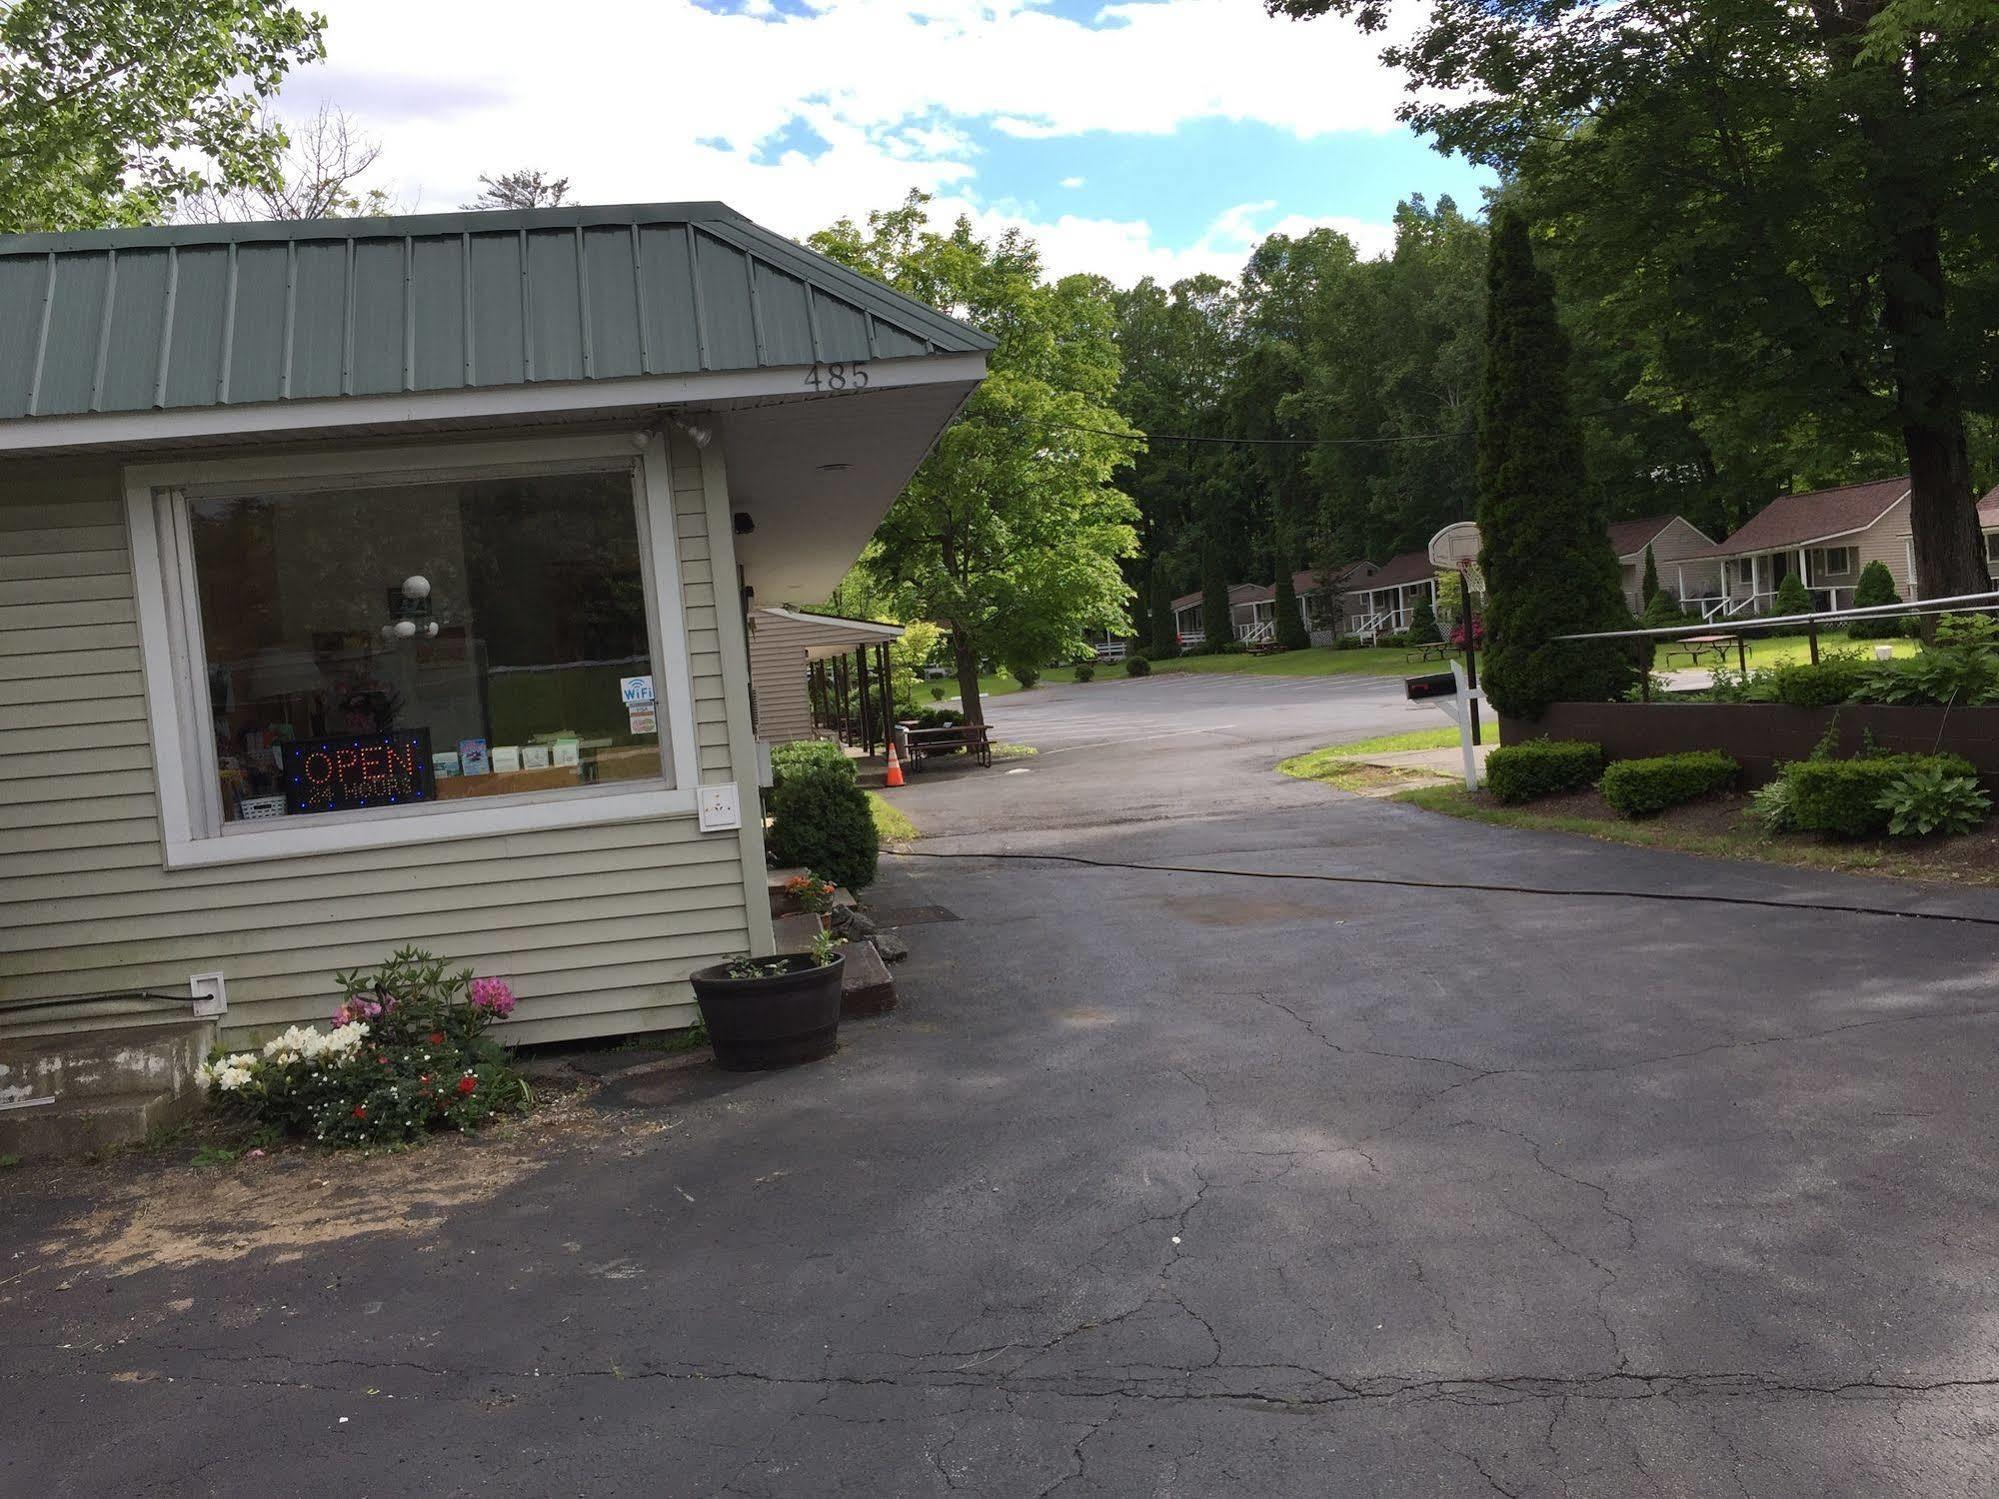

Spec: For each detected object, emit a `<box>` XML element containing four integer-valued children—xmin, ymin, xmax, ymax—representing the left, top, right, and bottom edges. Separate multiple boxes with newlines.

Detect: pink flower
<box><xmin>469</xmin><ymin>977</ymin><xmax>516</xmax><ymax>1019</ymax></box>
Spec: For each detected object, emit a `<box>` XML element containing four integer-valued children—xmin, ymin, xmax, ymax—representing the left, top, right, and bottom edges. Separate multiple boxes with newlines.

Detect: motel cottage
<box><xmin>0</xmin><ymin>203</ymin><xmax>988</xmax><ymax>1055</ymax></box>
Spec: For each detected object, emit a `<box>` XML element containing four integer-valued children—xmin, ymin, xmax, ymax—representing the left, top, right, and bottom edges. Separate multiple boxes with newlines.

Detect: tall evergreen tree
<box><xmin>1200</xmin><ymin>544</ymin><xmax>1233</xmax><ymax>649</ymax></box>
<box><xmin>1149</xmin><ymin>562</ymin><xmax>1180</xmax><ymax>657</ymax></box>
<box><xmin>1640</xmin><ymin>544</ymin><xmax>1660</xmax><ymax>607</ymax></box>
<box><xmin>1476</xmin><ymin>213</ymin><xmax>1634</xmax><ymax>720</ymax></box>
<box><xmin>1274</xmin><ymin>556</ymin><xmax>1311</xmax><ymax>650</ymax></box>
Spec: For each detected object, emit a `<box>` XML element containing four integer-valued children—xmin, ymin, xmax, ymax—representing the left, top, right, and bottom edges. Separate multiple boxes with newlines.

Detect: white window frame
<box><xmin>125</xmin><ymin>432</ymin><xmax>701</xmax><ymax>869</ymax></box>
<box><xmin>1984</xmin><ymin>532</ymin><xmax>1999</xmax><ymax>567</ymax></box>
<box><xmin>1815</xmin><ymin>545</ymin><xmax>1855</xmax><ymax>577</ymax></box>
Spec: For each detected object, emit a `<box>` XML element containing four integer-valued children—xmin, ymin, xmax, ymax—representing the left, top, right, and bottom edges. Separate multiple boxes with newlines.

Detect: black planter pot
<box><xmin>689</xmin><ymin>953</ymin><xmax>845</xmax><ymax>1071</ymax></box>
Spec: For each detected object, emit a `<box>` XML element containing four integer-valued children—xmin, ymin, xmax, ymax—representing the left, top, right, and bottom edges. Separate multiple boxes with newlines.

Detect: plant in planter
<box><xmin>783</xmin><ymin>872</ymin><xmax>838</xmax><ymax>917</ymax></box>
<box><xmin>692</xmin><ymin>928</ymin><xmax>847</xmax><ymax>1070</ymax></box>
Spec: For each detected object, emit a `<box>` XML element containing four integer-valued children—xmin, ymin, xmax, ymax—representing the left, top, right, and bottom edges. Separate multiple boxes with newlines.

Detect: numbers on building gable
<box><xmin>803</xmin><ymin>361</ymin><xmax>869</xmax><ymax>392</ymax></box>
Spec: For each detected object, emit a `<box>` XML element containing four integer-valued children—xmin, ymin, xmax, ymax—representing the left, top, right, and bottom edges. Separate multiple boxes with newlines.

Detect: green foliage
<box><xmin>811</xmin><ymin>193</ymin><xmax>1138</xmax><ymax>727</ymax></box>
<box><xmin>1784</xmin><ymin>754</ymin><xmax>1978</xmax><ymax>837</ymax></box>
<box><xmin>1772</xmin><ymin>573</ymin><xmax>1813</xmax><ymax>617</ymax></box>
<box><xmin>1274</xmin><ymin>568</ymin><xmax>1311</xmax><ymax>651</ymax></box>
<box><xmin>1853</xmin><ymin>614</ymin><xmax>1999</xmax><ymax>705</ymax></box>
<box><xmin>1749</xmin><ymin>776</ymin><xmax>1799</xmax><ymax>833</ymax></box>
<box><xmin>203</xmin><ymin>947</ymin><xmax>522</xmax><ymax>1148</ymax></box>
<box><xmin>1485</xmin><ymin>739</ymin><xmax>1606</xmax><ymax>804</ymax></box>
<box><xmin>1641</xmin><ymin>589</ymin><xmax>1685</xmax><ymax>627</ymax></box>
<box><xmin>1010</xmin><ymin>663</ymin><xmax>1041</xmax><ymax>689</ymax></box>
<box><xmin>1598</xmin><ymin>752</ymin><xmax>1738</xmax><ymax>818</ymax></box>
<box><xmin>1200</xmin><ymin>545</ymin><xmax>1233</xmax><ymax>649</ymax></box>
<box><xmin>1125</xmin><ymin>655</ymin><xmax>1153</xmax><ymax>677</ymax></box>
<box><xmin>1073</xmin><ymin>661</ymin><xmax>1095</xmax><ymax>683</ymax></box>
<box><xmin>1</xmin><ymin>0</ymin><xmax>326</xmax><ymax>232</ymax></box>
<box><xmin>1743</xmin><ymin>654</ymin><xmax>1869</xmax><ymax>708</ymax></box>
<box><xmin>1876</xmin><ymin>764</ymin><xmax>1993</xmax><ymax>838</ymax></box>
<box><xmin>1408</xmin><ymin>595</ymin><xmax>1441</xmax><ymax>644</ymax></box>
<box><xmin>1148</xmin><ymin>561</ymin><xmax>1179</xmax><ymax>656</ymax></box>
<box><xmin>1640</xmin><ymin>545</ymin><xmax>1660</xmax><ymax>606</ymax></box>
<box><xmin>1846</xmin><ymin>560</ymin><xmax>1908</xmax><ymax>639</ymax></box>
<box><xmin>910</xmin><ymin>706</ymin><xmax>966</xmax><ymax>730</ymax></box>
<box><xmin>766</xmin><ymin>766</ymin><xmax>880</xmax><ymax>892</ymax></box>
<box><xmin>1476</xmin><ymin>213</ymin><xmax>1636</xmax><ymax>720</ymax></box>
<box><xmin>771</xmin><ymin>739</ymin><xmax>855</xmax><ymax>789</ymax></box>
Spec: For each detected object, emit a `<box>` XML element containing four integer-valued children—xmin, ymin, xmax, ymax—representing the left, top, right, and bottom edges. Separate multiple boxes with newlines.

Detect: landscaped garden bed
<box><xmin>1401</xmin><ymin>780</ymin><xmax>1999</xmax><ymax>887</ymax></box>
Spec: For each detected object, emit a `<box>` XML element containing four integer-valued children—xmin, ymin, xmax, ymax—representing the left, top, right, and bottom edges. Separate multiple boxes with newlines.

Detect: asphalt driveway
<box><xmin>9</xmin><ymin>671</ymin><xmax>1999</xmax><ymax>1495</ymax></box>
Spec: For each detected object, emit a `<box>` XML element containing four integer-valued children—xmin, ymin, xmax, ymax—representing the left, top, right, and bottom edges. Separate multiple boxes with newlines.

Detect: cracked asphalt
<box><xmin>9</xmin><ymin>673</ymin><xmax>1999</xmax><ymax>1495</ymax></box>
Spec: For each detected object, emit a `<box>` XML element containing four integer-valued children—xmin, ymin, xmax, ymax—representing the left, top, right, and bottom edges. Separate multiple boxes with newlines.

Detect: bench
<box><xmin>896</xmin><ymin>721</ymin><xmax>994</xmax><ymax>770</ymax></box>
<box><xmin>1665</xmin><ymin>633</ymin><xmax>1737</xmax><ymax>668</ymax></box>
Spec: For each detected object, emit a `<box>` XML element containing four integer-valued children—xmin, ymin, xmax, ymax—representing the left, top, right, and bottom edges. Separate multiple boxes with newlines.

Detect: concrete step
<box><xmin>772</xmin><ymin>912</ymin><xmax>826</xmax><ymax>953</ymax></box>
<box><xmin>839</xmin><ymin>940</ymin><xmax>897</xmax><ymax>1019</ymax></box>
<box><xmin>0</xmin><ymin>1087</ymin><xmax>199</xmax><ymax>1159</ymax></box>
<box><xmin>1</xmin><ymin>1017</ymin><xmax>212</xmax><ymax>1103</ymax></box>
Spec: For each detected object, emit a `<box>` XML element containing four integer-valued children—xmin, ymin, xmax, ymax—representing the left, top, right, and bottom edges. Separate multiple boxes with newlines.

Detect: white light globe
<box><xmin>380</xmin><ymin>623</ymin><xmax>397</xmax><ymax>640</ymax></box>
<box><xmin>424</xmin><ymin>621</ymin><xmax>440</xmax><ymax>638</ymax></box>
<box><xmin>401</xmin><ymin>575</ymin><xmax>431</xmax><ymax>600</ymax></box>
<box><xmin>393</xmin><ymin>619</ymin><xmax>417</xmax><ymax>638</ymax></box>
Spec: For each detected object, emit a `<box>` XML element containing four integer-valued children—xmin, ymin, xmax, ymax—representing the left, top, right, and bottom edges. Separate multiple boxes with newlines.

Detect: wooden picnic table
<box><xmin>1404</xmin><ymin>640</ymin><xmax>1452</xmax><ymax>663</ymax></box>
<box><xmin>895</xmin><ymin>721</ymin><xmax>994</xmax><ymax>770</ymax></box>
<box><xmin>1665</xmin><ymin>633</ymin><xmax>1737</xmax><ymax>667</ymax></box>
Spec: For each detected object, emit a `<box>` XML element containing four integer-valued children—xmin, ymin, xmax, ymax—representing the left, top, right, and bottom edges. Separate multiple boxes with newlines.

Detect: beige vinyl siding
<box><xmin>1853</xmin><ymin>495</ymin><xmax>1915</xmax><ymax>595</ymax></box>
<box><xmin>0</xmin><ymin>430</ymin><xmax>764</xmax><ymax>1048</ymax></box>
<box><xmin>746</xmin><ymin>611</ymin><xmax>818</xmax><ymax>742</ymax></box>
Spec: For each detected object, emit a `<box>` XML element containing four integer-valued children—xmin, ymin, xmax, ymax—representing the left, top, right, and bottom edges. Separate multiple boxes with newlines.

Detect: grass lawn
<box><xmin>867</xmin><ymin>791</ymin><xmax>919</xmax><ymax>843</ymax></box>
<box><xmin>1276</xmin><ymin>727</ymin><xmax>1461</xmax><ymax>794</ymax></box>
<box><xmin>1398</xmin><ymin>780</ymin><xmax>1999</xmax><ymax>888</ymax></box>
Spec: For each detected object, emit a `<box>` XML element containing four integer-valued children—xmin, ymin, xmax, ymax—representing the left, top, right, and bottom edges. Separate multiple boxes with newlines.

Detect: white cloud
<box><xmin>287</xmin><ymin>0</ymin><xmax>1414</xmax><ymax>284</ymax></box>
<box><xmin>1059</xmin><ymin>176</ymin><xmax>1086</xmax><ymax>189</ymax></box>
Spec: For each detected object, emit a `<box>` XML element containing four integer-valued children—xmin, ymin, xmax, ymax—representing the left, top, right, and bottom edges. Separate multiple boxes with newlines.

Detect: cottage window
<box><xmin>127</xmin><ymin>436</ymin><xmax>698</xmax><ymax>867</ymax></box>
<box><xmin>1984</xmin><ymin>532</ymin><xmax>1999</xmax><ymax>567</ymax></box>
<box><xmin>1815</xmin><ymin>546</ymin><xmax>1855</xmax><ymax>577</ymax></box>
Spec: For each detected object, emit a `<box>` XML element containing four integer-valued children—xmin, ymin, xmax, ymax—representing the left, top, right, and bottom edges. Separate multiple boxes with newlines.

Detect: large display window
<box><xmin>127</xmin><ymin>435</ymin><xmax>700</xmax><ymax>867</ymax></box>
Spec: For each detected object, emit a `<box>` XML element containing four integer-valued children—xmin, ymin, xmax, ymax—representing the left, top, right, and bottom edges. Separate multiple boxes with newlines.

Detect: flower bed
<box><xmin>200</xmin><ymin>946</ymin><xmax>525</xmax><ymax>1147</ymax></box>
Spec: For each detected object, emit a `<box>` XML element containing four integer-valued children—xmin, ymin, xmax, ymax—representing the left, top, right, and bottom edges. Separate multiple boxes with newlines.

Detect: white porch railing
<box><xmin>1237</xmin><ymin>619</ymin><xmax>1275</xmax><ymax>645</ymax></box>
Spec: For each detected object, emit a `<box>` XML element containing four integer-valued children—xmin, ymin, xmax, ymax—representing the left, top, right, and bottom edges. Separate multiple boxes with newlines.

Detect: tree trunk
<box><xmin>951</xmin><ymin>625</ymin><xmax>984</xmax><ymax>726</ymax></box>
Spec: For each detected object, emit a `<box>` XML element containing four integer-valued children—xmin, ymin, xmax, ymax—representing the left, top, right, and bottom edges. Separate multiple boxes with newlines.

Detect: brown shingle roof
<box><xmin>1690</xmin><ymin>476</ymin><xmax>1910</xmax><ymax>559</ymax></box>
<box><xmin>1605</xmin><ymin>514</ymin><xmax>1715</xmax><ymax>560</ymax></box>
<box><xmin>1978</xmin><ymin>484</ymin><xmax>1999</xmax><ymax>529</ymax></box>
<box><xmin>1170</xmin><ymin>581</ymin><xmax>1274</xmax><ymax>613</ymax></box>
<box><xmin>1348</xmin><ymin>548</ymin><xmax>1438</xmax><ymax>591</ymax></box>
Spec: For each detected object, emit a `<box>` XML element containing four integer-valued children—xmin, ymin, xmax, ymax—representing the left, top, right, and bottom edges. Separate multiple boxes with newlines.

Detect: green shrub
<box><xmin>202</xmin><ymin>947</ymin><xmax>523</xmax><ymax>1148</ymax></box>
<box><xmin>912</xmin><ymin>706</ymin><xmax>966</xmax><ymax>730</ymax></box>
<box><xmin>1772</xmin><ymin>572</ymin><xmax>1812</xmax><ymax>616</ymax></box>
<box><xmin>1410</xmin><ymin>596</ymin><xmax>1441</xmax><ymax>643</ymax></box>
<box><xmin>1011</xmin><ymin>664</ymin><xmax>1041</xmax><ymax>689</ymax></box>
<box><xmin>1598</xmin><ymin>751</ymin><xmax>1738</xmax><ymax>817</ymax></box>
<box><xmin>1876</xmin><ymin>764</ymin><xmax>1992</xmax><ymax>837</ymax></box>
<box><xmin>1125</xmin><ymin>655</ymin><xmax>1152</xmax><ymax>677</ymax></box>
<box><xmin>1073</xmin><ymin>661</ymin><xmax>1095</xmax><ymax>682</ymax></box>
<box><xmin>1784</xmin><ymin>753</ymin><xmax>1977</xmax><ymax>838</ymax></box>
<box><xmin>1745</xmin><ymin>654</ymin><xmax>1868</xmax><ymax>707</ymax></box>
<box><xmin>1485</xmin><ymin>739</ymin><xmax>1606</xmax><ymax>804</ymax></box>
<box><xmin>1749</xmin><ymin>776</ymin><xmax>1798</xmax><ymax>833</ymax></box>
<box><xmin>767</xmin><ymin>765</ymin><xmax>880</xmax><ymax>890</ymax></box>
<box><xmin>1852</xmin><ymin>614</ymin><xmax>1999</xmax><ymax>705</ymax></box>
<box><xmin>1846</xmin><ymin>560</ymin><xmax>1907</xmax><ymax>639</ymax></box>
<box><xmin>771</xmin><ymin>738</ymin><xmax>855</xmax><ymax>788</ymax></box>
<box><xmin>1641</xmin><ymin>588</ymin><xmax>1685</xmax><ymax>627</ymax></box>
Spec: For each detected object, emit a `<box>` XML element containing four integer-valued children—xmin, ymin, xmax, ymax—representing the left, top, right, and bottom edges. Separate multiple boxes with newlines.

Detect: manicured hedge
<box><xmin>766</xmin><ymin>764</ymin><xmax>880</xmax><ymax>890</ymax></box>
<box><xmin>1485</xmin><ymin>739</ymin><xmax>1605</xmax><ymax>804</ymax></box>
<box><xmin>1599</xmin><ymin>751</ymin><xmax>1738</xmax><ymax>817</ymax></box>
<box><xmin>1125</xmin><ymin>655</ymin><xmax>1152</xmax><ymax>677</ymax></box>
<box><xmin>771</xmin><ymin>738</ymin><xmax>855</xmax><ymax>788</ymax></box>
<box><xmin>1784</xmin><ymin>753</ymin><xmax>1978</xmax><ymax>838</ymax></box>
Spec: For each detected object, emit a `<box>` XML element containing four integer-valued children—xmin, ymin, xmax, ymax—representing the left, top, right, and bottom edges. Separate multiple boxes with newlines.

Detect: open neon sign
<box><xmin>284</xmin><ymin>730</ymin><xmax>435</xmax><ymax>815</ymax></box>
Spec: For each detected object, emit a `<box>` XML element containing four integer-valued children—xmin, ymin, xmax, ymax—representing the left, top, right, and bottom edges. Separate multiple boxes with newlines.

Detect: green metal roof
<box><xmin>0</xmin><ymin>202</ymin><xmax>994</xmax><ymax>423</ymax></box>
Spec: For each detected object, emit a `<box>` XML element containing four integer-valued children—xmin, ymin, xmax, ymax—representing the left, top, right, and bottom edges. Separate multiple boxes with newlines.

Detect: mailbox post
<box><xmin>1405</xmin><ymin>661</ymin><xmax>1482</xmax><ymax>791</ymax></box>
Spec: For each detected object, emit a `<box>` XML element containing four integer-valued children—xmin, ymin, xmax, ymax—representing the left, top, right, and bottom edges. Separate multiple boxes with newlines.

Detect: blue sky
<box><xmin>298</xmin><ymin>0</ymin><xmax>1495</xmax><ymax>283</ymax></box>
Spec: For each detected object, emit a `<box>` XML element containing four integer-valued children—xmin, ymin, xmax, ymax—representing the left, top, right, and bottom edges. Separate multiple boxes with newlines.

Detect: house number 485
<box><xmin>804</xmin><ymin>361</ymin><xmax>869</xmax><ymax>391</ymax></box>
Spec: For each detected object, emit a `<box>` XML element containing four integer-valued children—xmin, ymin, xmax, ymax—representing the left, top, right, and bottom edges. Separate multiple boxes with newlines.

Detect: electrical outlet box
<box><xmin>697</xmin><ymin>782</ymin><xmax>741</xmax><ymax>833</ymax></box>
<box><xmin>190</xmin><ymin>971</ymin><xmax>228</xmax><ymax>1018</ymax></box>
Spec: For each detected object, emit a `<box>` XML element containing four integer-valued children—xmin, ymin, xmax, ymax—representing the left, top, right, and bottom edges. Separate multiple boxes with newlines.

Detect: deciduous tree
<box><xmin>464</xmin><ymin>169</ymin><xmax>572</xmax><ymax>211</ymax></box>
<box><xmin>810</xmin><ymin>194</ymin><xmax>1138</xmax><ymax>725</ymax></box>
<box><xmin>0</xmin><ymin>0</ymin><xmax>324</xmax><ymax>232</ymax></box>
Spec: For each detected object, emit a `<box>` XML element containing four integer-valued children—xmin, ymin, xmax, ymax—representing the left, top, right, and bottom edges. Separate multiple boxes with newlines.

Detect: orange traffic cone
<box><xmin>884</xmin><ymin>739</ymin><xmax>905</xmax><ymax>788</ymax></box>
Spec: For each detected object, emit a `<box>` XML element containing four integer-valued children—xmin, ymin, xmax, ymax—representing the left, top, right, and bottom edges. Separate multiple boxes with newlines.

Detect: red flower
<box><xmin>352</xmin><ymin>1105</ymin><xmax>367</xmax><ymax>1119</ymax></box>
<box><xmin>456</xmin><ymin>1076</ymin><xmax>477</xmax><ymax>1096</ymax></box>
<box><xmin>427</xmin><ymin>1032</ymin><xmax>445</xmax><ymax>1047</ymax></box>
